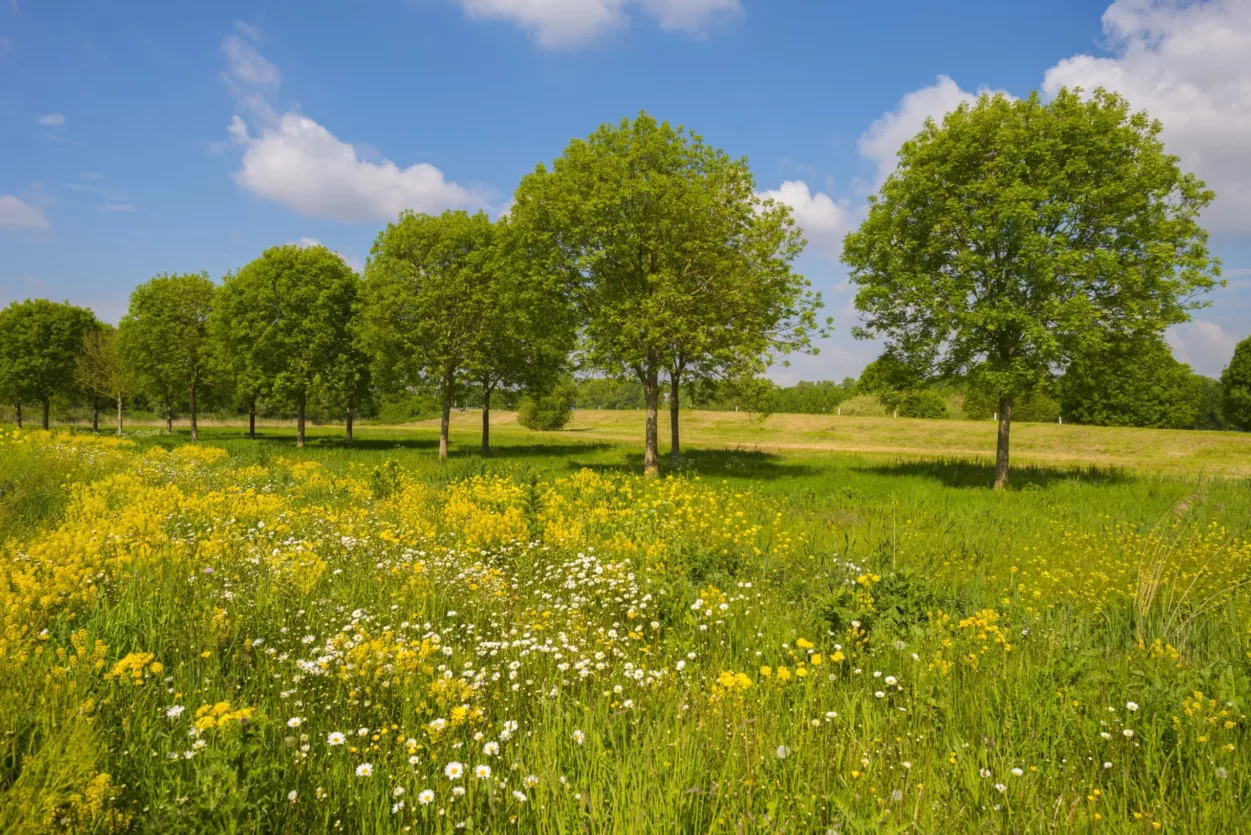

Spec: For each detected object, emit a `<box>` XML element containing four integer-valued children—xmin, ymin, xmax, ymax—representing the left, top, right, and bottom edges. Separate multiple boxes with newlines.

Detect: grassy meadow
<box><xmin>2</xmin><ymin>414</ymin><xmax>1251</xmax><ymax>832</ymax></box>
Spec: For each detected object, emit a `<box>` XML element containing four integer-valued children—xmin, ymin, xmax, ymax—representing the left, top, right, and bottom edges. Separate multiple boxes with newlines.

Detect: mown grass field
<box><xmin>2</xmin><ymin>415</ymin><xmax>1250</xmax><ymax>833</ymax></box>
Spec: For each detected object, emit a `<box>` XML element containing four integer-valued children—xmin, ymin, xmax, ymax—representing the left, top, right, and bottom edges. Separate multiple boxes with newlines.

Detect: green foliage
<box><xmin>897</xmin><ymin>389</ymin><xmax>949</xmax><ymax>419</ymax></box>
<box><xmin>856</xmin><ymin>354</ymin><xmax>918</xmax><ymax>409</ymax></box>
<box><xmin>75</xmin><ymin>323</ymin><xmax>132</xmax><ymax>435</ymax></box>
<box><xmin>517</xmin><ymin>379</ymin><xmax>576</xmax><ymax>431</ymax></box>
<box><xmin>510</xmin><ymin>111</ymin><xmax>825</xmax><ymax>471</ymax></box>
<box><xmin>965</xmin><ymin>386</ymin><xmax>1060</xmax><ymax>423</ymax></box>
<box><xmin>574</xmin><ymin>378</ymin><xmax>645</xmax><ymax>410</ymax></box>
<box><xmin>119</xmin><ymin>273</ymin><xmax>216</xmax><ymax>435</ymax></box>
<box><xmin>0</xmin><ymin>299</ymin><xmax>96</xmax><ymax>425</ymax></box>
<box><xmin>363</xmin><ymin>210</ymin><xmax>552</xmax><ymax>454</ymax></box>
<box><xmin>1222</xmin><ymin>336</ymin><xmax>1251</xmax><ymax>431</ymax></box>
<box><xmin>1061</xmin><ymin>336</ymin><xmax>1202</xmax><ymax>429</ymax></box>
<box><xmin>770</xmin><ymin>379</ymin><xmax>856</xmax><ymax>415</ymax></box>
<box><xmin>367</xmin><ymin>459</ymin><xmax>403</xmax><ymax>499</ymax></box>
<box><xmin>844</xmin><ymin>88</ymin><xmax>1221</xmax><ymax>483</ymax></box>
<box><xmin>213</xmin><ymin>245</ymin><xmax>359</xmax><ymax>444</ymax></box>
<box><xmin>1192</xmin><ymin>375</ymin><xmax>1226</xmax><ymax>431</ymax></box>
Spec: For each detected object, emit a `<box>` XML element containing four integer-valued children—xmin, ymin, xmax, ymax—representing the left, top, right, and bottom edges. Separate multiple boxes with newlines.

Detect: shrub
<box><xmin>897</xmin><ymin>389</ymin><xmax>949</xmax><ymax>419</ymax></box>
<box><xmin>517</xmin><ymin>388</ymin><xmax>575</xmax><ymax>431</ymax></box>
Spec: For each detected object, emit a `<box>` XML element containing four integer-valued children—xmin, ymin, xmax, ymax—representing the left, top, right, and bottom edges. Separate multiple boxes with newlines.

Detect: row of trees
<box><xmin>4</xmin><ymin>90</ymin><xmax>1246</xmax><ymax>486</ymax></box>
<box><xmin>0</xmin><ymin>114</ymin><xmax>827</xmax><ymax>474</ymax></box>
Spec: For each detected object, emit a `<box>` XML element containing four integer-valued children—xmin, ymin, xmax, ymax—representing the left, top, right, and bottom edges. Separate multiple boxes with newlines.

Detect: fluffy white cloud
<box><xmin>1167</xmin><ymin>319</ymin><xmax>1242</xmax><ymax>377</ymax></box>
<box><xmin>232</xmin><ymin>113</ymin><xmax>481</xmax><ymax>223</ymax></box>
<box><xmin>758</xmin><ymin>180</ymin><xmax>852</xmax><ymax>260</ymax></box>
<box><xmin>1043</xmin><ymin>0</ymin><xmax>1251</xmax><ymax>233</ymax></box>
<box><xmin>454</xmin><ymin>0</ymin><xmax>740</xmax><ymax>48</ymax></box>
<box><xmin>858</xmin><ymin>75</ymin><xmax>1010</xmax><ymax>189</ymax></box>
<box><xmin>221</xmin><ymin>26</ymin><xmax>483</xmax><ymax>223</ymax></box>
<box><xmin>0</xmin><ymin>194</ymin><xmax>50</xmax><ymax>229</ymax></box>
<box><xmin>37</xmin><ymin>112</ymin><xmax>64</xmax><ymax>126</ymax></box>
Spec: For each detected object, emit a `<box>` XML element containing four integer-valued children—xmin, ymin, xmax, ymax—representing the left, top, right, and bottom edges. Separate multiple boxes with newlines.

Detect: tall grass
<box><xmin>1</xmin><ymin>425</ymin><xmax>1249</xmax><ymax>832</ymax></box>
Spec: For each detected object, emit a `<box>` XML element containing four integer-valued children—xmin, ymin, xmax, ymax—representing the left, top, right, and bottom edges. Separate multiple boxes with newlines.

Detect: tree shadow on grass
<box><xmin>854</xmin><ymin>457</ymin><xmax>1132</xmax><ymax>490</ymax></box>
<box><xmin>564</xmin><ymin>447</ymin><xmax>820</xmax><ymax>481</ymax></box>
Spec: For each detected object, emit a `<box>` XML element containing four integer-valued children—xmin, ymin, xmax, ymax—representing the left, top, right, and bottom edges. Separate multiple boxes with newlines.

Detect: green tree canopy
<box><xmin>214</xmin><ymin>245</ymin><xmax>360</xmax><ymax>447</ymax></box>
<box><xmin>843</xmin><ymin>88</ymin><xmax>1220</xmax><ymax>488</ymax></box>
<box><xmin>363</xmin><ymin>210</ymin><xmax>496</xmax><ymax>459</ymax></box>
<box><xmin>509</xmin><ymin>112</ymin><xmax>825</xmax><ymax>473</ymax></box>
<box><xmin>1060</xmin><ymin>336</ymin><xmax>1202</xmax><ymax>429</ymax></box>
<box><xmin>119</xmin><ymin>273</ymin><xmax>216</xmax><ymax>439</ymax></box>
<box><xmin>1222</xmin><ymin>336</ymin><xmax>1251</xmax><ymax>431</ymax></box>
<box><xmin>0</xmin><ymin>299</ymin><xmax>96</xmax><ymax>429</ymax></box>
<box><xmin>363</xmin><ymin>211</ymin><xmax>569</xmax><ymax>457</ymax></box>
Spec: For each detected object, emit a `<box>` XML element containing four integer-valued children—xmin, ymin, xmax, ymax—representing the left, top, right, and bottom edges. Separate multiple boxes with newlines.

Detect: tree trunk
<box><xmin>116</xmin><ymin>395</ymin><xmax>124</xmax><ymax>437</ymax></box>
<box><xmin>165</xmin><ymin>406</ymin><xmax>173</xmax><ymax>434</ymax></box>
<box><xmin>669</xmin><ymin>373</ymin><xmax>681</xmax><ymax>462</ymax></box>
<box><xmin>643</xmin><ymin>367</ymin><xmax>660</xmax><ymax>477</ymax></box>
<box><xmin>248</xmin><ymin>399</ymin><xmax>256</xmax><ymax>440</ymax></box>
<box><xmin>345</xmin><ymin>404</ymin><xmax>354</xmax><ymax>444</ymax></box>
<box><xmin>481</xmin><ymin>386</ymin><xmax>491</xmax><ymax>454</ymax></box>
<box><xmin>439</xmin><ymin>390</ymin><xmax>451</xmax><ymax>460</ymax></box>
<box><xmin>91</xmin><ymin>404</ymin><xmax>99</xmax><ymax>432</ymax></box>
<box><xmin>189</xmin><ymin>384</ymin><xmax>199</xmax><ymax>442</ymax></box>
<box><xmin>297</xmin><ymin>397</ymin><xmax>306</xmax><ymax>448</ymax></box>
<box><xmin>14</xmin><ymin>403</ymin><xmax>21</xmax><ymax>429</ymax></box>
<box><xmin>994</xmin><ymin>395</ymin><xmax>1013</xmax><ymax>490</ymax></box>
<box><xmin>42</xmin><ymin>398</ymin><xmax>50</xmax><ymax>430</ymax></box>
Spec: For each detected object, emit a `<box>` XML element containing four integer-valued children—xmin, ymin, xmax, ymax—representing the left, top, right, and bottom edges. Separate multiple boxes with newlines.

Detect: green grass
<box><xmin>2</xmin><ymin>421</ymin><xmax>1251</xmax><ymax>833</ymax></box>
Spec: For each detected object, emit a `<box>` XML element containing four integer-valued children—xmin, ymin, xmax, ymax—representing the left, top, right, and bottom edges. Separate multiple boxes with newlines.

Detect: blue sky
<box><xmin>3</xmin><ymin>0</ymin><xmax>1249</xmax><ymax>381</ymax></box>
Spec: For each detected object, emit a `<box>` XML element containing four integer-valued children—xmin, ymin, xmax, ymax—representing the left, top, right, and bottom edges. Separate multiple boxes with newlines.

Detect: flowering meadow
<box><xmin>2</xmin><ymin>428</ymin><xmax>1251</xmax><ymax>833</ymax></box>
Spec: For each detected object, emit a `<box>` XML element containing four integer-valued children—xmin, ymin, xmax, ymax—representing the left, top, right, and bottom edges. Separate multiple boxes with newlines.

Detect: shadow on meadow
<box><xmin>855</xmin><ymin>457</ymin><xmax>1132</xmax><ymax>490</ymax></box>
<box><xmin>563</xmin><ymin>447</ymin><xmax>820</xmax><ymax>481</ymax></box>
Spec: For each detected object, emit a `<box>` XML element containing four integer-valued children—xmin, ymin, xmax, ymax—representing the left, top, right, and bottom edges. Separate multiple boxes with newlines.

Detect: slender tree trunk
<box><xmin>481</xmin><ymin>386</ymin><xmax>491</xmax><ymax>454</ymax></box>
<box><xmin>189</xmin><ymin>384</ymin><xmax>199</xmax><ymax>442</ymax></box>
<box><xmin>92</xmin><ymin>404</ymin><xmax>99</xmax><ymax>432</ymax></box>
<box><xmin>297</xmin><ymin>397</ymin><xmax>306</xmax><ymax>449</ymax></box>
<box><xmin>116</xmin><ymin>395</ymin><xmax>124</xmax><ymax>437</ymax></box>
<box><xmin>439</xmin><ymin>389</ymin><xmax>451</xmax><ymax>460</ymax></box>
<box><xmin>345</xmin><ymin>404</ymin><xmax>354</xmax><ymax>444</ymax></box>
<box><xmin>248</xmin><ymin>399</ymin><xmax>256</xmax><ymax>440</ymax></box>
<box><xmin>165</xmin><ymin>406</ymin><xmax>173</xmax><ymax>434</ymax></box>
<box><xmin>14</xmin><ymin>403</ymin><xmax>21</xmax><ymax>429</ymax></box>
<box><xmin>669</xmin><ymin>373</ymin><xmax>681</xmax><ymax>462</ymax></box>
<box><xmin>994</xmin><ymin>395</ymin><xmax>1013</xmax><ymax>490</ymax></box>
<box><xmin>643</xmin><ymin>366</ymin><xmax>660</xmax><ymax>477</ymax></box>
<box><xmin>42</xmin><ymin>398</ymin><xmax>50</xmax><ymax>430</ymax></box>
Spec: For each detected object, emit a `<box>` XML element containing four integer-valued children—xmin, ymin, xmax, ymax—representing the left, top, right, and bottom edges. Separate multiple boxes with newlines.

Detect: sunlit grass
<box><xmin>1</xmin><ymin>425</ymin><xmax>1249</xmax><ymax>832</ymax></box>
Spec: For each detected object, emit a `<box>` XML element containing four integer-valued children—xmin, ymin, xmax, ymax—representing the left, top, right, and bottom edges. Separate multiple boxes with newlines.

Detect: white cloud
<box><xmin>0</xmin><ymin>194</ymin><xmax>50</xmax><ymax>229</ymax></box>
<box><xmin>858</xmin><ymin>75</ymin><xmax>1010</xmax><ymax>189</ymax></box>
<box><xmin>37</xmin><ymin>112</ymin><xmax>64</xmax><ymax>126</ymax></box>
<box><xmin>220</xmin><ymin>32</ymin><xmax>280</xmax><ymax>87</ymax></box>
<box><xmin>1167</xmin><ymin>319</ymin><xmax>1241</xmax><ymax>377</ymax></box>
<box><xmin>232</xmin><ymin>113</ymin><xmax>482</xmax><ymax>222</ymax></box>
<box><xmin>758</xmin><ymin>180</ymin><xmax>852</xmax><ymax>260</ymax></box>
<box><xmin>638</xmin><ymin>0</ymin><xmax>740</xmax><ymax>34</ymax></box>
<box><xmin>1043</xmin><ymin>0</ymin><xmax>1251</xmax><ymax>233</ymax></box>
<box><xmin>454</xmin><ymin>0</ymin><xmax>740</xmax><ymax>48</ymax></box>
<box><xmin>220</xmin><ymin>27</ymin><xmax>484</xmax><ymax>223</ymax></box>
<box><xmin>0</xmin><ymin>35</ymin><xmax>12</xmax><ymax>55</ymax></box>
<box><xmin>99</xmin><ymin>203</ymin><xmax>135</xmax><ymax>213</ymax></box>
